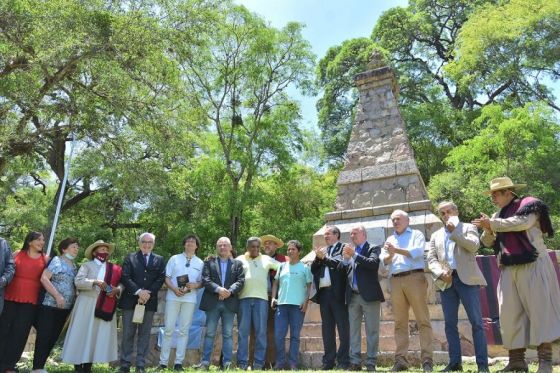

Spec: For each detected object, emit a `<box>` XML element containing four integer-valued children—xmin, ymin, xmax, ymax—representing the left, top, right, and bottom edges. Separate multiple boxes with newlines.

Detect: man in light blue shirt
<box><xmin>380</xmin><ymin>210</ymin><xmax>433</xmax><ymax>372</ymax></box>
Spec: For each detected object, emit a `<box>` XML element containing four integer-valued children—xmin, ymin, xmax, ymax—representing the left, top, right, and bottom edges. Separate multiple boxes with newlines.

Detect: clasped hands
<box><xmin>472</xmin><ymin>213</ymin><xmax>491</xmax><ymax>230</ymax></box>
<box><xmin>313</xmin><ymin>244</ymin><xmax>355</xmax><ymax>260</ymax></box>
<box><xmin>217</xmin><ymin>287</ymin><xmax>232</xmax><ymax>300</ymax></box>
<box><xmin>94</xmin><ymin>280</ymin><xmax>121</xmax><ymax>298</ymax></box>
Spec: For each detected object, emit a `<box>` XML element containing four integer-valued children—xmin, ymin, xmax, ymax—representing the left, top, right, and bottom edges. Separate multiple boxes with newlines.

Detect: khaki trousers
<box><xmin>390</xmin><ymin>271</ymin><xmax>433</xmax><ymax>364</ymax></box>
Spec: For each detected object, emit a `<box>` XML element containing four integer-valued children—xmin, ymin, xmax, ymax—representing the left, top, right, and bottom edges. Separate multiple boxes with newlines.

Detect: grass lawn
<box><xmin>24</xmin><ymin>362</ymin><xmax>556</xmax><ymax>372</ymax></box>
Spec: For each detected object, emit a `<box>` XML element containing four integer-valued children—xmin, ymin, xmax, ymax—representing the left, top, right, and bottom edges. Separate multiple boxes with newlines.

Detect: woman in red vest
<box><xmin>0</xmin><ymin>231</ymin><xmax>47</xmax><ymax>373</ymax></box>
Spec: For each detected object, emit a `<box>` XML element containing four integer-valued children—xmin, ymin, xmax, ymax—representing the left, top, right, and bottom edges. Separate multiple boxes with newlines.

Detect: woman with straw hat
<box><xmin>61</xmin><ymin>240</ymin><xmax>123</xmax><ymax>373</ymax></box>
<box><xmin>473</xmin><ymin>177</ymin><xmax>560</xmax><ymax>373</ymax></box>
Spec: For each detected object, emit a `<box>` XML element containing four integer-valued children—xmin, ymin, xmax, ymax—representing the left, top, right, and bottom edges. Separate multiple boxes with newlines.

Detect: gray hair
<box><xmin>390</xmin><ymin>209</ymin><xmax>409</xmax><ymax>219</ymax></box>
<box><xmin>246</xmin><ymin>236</ymin><xmax>262</xmax><ymax>248</ymax></box>
<box><xmin>351</xmin><ymin>225</ymin><xmax>367</xmax><ymax>237</ymax></box>
<box><xmin>287</xmin><ymin>239</ymin><xmax>303</xmax><ymax>252</ymax></box>
<box><xmin>437</xmin><ymin>201</ymin><xmax>458</xmax><ymax>212</ymax></box>
<box><xmin>216</xmin><ymin>237</ymin><xmax>231</xmax><ymax>246</ymax></box>
<box><xmin>138</xmin><ymin>232</ymin><xmax>155</xmax><ymax>243</ymax></box>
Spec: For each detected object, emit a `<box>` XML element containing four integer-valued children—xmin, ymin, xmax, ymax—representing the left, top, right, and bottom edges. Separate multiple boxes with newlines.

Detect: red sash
<box><xmin>94</xmin><ymin>262</ymin><xmax>122</xmax><ymax>321</ymax></box>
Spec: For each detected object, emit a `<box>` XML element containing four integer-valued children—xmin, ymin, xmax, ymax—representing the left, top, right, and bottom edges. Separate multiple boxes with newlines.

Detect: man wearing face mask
<box><xmin>119</xmin><ymin>233</ymin><xmax>166</xmax><ymax>373</ymax></box>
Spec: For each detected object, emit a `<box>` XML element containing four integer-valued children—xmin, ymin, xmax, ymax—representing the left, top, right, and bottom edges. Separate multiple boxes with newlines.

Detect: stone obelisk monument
<box><xmin>312</xmin><ymin>51</ymin><xmax>442</xmax><ymax>247</ymax></box>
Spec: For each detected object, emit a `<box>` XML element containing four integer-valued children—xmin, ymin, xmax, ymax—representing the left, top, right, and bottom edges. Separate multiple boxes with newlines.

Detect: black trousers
<box><xmin>318</xmin><ymin>287</ymin><xmax>350</xmax><ymax>368</ymax></box>
<box><xmin>0</xmin><ymin>301</ymin><xmax>37</xmax><ymax>371</ymax></box>
<box><xmin>33</xmin><ymin>305</ymin><xmax>72</xmax><ymax>369</ymax></box>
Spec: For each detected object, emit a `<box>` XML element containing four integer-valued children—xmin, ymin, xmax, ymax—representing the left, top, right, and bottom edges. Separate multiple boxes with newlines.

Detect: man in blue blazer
<box><xmin>197</xmin><ymin>237</ymin><xmax>245</xmax><ymax>370</ymax></box>
<box><xmin>340</xmin><ymin>225</ymin><xmax>385</xmax><ymax>371</ymax></box>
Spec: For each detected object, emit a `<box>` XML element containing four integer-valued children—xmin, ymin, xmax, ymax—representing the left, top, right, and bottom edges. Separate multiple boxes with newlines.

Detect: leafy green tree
<box><xmin>0</xmin><ymin>0</ymin><xmax>197</xmax><ymax>240</ymax></box>
<box><xmin>447</xmin><ymin>0</ymin><xmax>560</xmax><ymax>112</ymax></box>
<box><xmin>428</xmin><ymin>102</ymin><xmax>560</xmax><ymax>248</ymax></box>
<box><xmin>315</xmin><ymin>0</ymin><xmax>559</xmax><ymax>181</ymax></box>
<box><xmin>165</xmin><ymin>1</ymin><xmax>315</xmax><ymax>245</ymax></box>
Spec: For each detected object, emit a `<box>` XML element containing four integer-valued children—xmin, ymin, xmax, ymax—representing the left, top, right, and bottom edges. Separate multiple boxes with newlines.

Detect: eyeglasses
<box><xmin>141</xmin><ymin>241</ymin><xmax>154</xmax><ymax>244</ymax></box>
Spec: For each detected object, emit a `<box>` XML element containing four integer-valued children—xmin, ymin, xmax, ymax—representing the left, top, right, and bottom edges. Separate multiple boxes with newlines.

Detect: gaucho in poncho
<box><xmin>473</xmin><ymin>177</ymin><xmax>560</xmax><ymax>373</ymax></box>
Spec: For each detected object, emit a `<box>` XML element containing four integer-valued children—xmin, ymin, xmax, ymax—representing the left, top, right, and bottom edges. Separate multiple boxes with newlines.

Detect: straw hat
<box><xmin>85</xmin><ymin>240</ymin><xmax>115</xmax><ymax>260</ymax></box>
<box><xmin>259</xmin><ymin>234</ymin><xmax>284</xmax><ymax>248</ymax></box>
<box><xmin>483</xmin><ymin>177</ymin><xmax>526</xmax><ymax>195</ymax></box>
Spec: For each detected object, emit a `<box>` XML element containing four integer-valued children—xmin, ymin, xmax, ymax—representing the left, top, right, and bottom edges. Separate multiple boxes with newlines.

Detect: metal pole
<box><xmin>46</xmin><ymin>132</ymin><xmax>77</xmax><ymax>257</ymax></box>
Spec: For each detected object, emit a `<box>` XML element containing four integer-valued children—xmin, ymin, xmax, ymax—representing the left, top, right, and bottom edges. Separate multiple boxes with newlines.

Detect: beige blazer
<box><xmin>428</xmin><ymin>222</ymin><xmax>487</xmax><ymax>287</ymax></box>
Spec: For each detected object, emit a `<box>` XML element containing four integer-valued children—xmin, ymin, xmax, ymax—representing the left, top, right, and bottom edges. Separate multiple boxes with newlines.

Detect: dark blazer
<box><xmin>199</xmin><ymin>256</ymin><xmax>245</xmax><ymax>313</ymax></box>
<box><xmin>339</xmin><ymin>241</ymin><xmax>385</xmax><ymax>304</ymax></box>
<box><xmin>310</xmin><ymin>242</ymin><xmax>347</xmax><ymax>303</ymax></box>
<box><xmin>119</xmin><ymin>251</ymin><xmax>166</xmax><ymax>312</ymax></box>
<box><xmin>0</xmin><ymin>238</ymin><xmax>15</xmax><ymax>315</ymax></box>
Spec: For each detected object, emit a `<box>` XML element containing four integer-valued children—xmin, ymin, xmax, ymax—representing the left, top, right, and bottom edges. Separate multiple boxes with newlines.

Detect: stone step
<box><xmin>304</xmin><ymin>299</ymin><xmax>469</xmax><ymax>323</ymax></box>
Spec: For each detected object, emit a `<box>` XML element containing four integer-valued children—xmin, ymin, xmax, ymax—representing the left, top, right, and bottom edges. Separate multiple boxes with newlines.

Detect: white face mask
<box><xmin>64</xmin><ymin>253</ymin><xmax>76</xmax><ymax>261</ymax></box>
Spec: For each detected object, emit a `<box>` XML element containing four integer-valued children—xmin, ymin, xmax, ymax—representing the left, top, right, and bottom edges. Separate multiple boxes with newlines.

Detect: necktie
<box><xmin>144</xmin><ymin>254</ymin><xmax>149</xmax><ymax>266</ymax></box>
<box><xmin>352</xmin><ymin>245</ymin><xmax>361</xmax><ymax>288</ymax></box>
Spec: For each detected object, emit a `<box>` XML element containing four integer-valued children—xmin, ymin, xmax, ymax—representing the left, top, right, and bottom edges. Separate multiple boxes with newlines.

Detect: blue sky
<box><xmin>236</xmin><ymin>0</ymin><xmax>408</xmax><ymax>130</ymax></box>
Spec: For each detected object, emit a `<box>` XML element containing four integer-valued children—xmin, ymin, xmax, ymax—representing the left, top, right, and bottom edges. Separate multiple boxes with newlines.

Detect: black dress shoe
<box><xmin>440</xmin><ymin>363</ymin><xmax>463</xmax><ymax>372</ymax></box>
<box><xmin>366</xmin><ymin>365</ymin><xmax>376</xmax><ymax>372</ymax></box>
<box><xmin>390</xmin><ymin>360</ymin><xmax>408</xmax><ymax>372</ymax></box>
<box><xmin>320</xmin><ymin>364</ymin><xmax>334</xmax><ymax>370</ymax></box>
<box><xmin>173</xmin><ymin>364</ymin><xmax>183</xmax><ymax>371</ymax></box>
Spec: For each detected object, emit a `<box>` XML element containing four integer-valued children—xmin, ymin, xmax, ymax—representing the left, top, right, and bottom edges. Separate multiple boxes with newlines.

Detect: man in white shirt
<box><xmin>380</xmin><ymin>210</ymin><xmax>433</xmax><ymax>372</ymax></box>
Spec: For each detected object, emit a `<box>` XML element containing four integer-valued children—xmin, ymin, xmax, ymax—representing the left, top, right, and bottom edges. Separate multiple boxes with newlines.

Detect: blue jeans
<box><xmin>441</xmin><ymin>272</ymin><xmax>488</xmax><ymax>367</ymax></box>
<box><xmin>274</xmin><ymin>305</ymin><xmax>305</xmax><ymax>368</ymax></box>
<box><xmin>237</xmin><ymin>298</ymin><xmax>268</xmax><ymax>368</ymax></box>
<box><xmin>201</xmin><ymin>301</ymin><xmax>235</xmax><ymax>365</ymax></box>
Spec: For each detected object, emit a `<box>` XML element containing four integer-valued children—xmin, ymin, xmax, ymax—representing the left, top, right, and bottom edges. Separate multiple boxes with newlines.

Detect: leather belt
<box><xmin>392</xmin><ymin>268</ymin><xmax>424</xmax><ymax>278</ymax></box>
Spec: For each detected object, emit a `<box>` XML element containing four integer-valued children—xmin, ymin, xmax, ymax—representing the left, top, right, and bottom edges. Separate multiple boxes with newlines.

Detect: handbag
<box><xmin>133</xmin><ymin>302</ymin><xmax>145</xmax><ymax>324</ymax></box>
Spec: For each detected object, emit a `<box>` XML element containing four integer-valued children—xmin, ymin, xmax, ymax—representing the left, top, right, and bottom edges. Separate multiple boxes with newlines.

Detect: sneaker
<box><xmin>348</xmin><ymin>364</ymin><xmax>362</xmax><ymax>371</ymax></box>
<box><xmin>173</xmin><ymin>364</ymin><xmax>183</xmax><ymax>371</ymax></box>
<box><xmin>157</xmin><ymin>365</ymin><xmax>167</xmax><ymax>371</ymax></box>
<box><xmin>221</xmin><ymin>362</ymin><xmax>232</xmax><ymax>371</ymax></box>
<box><xmin>193</xmin><ymin>363</ymin><xmax>209</xmax><ymax>371</ymax></box>
<box><xmin>366</xmin><ymin>365</ymin><xmax>376</xmax><ymax>372</ymax></box>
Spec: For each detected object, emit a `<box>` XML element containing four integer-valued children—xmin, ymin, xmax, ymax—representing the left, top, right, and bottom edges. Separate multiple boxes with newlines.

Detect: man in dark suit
<box><xmin>311</xmin><ymin>225</ymin><xmax>350</xmax><ymax>370</ymax></box>
<box><xmin>340</xmin><ymin>225</ymin><xmax>385</xmax><ymax>371</ymax></box>
<box><xmin>196</xmin><ymin>237</ymin><xmax>245</xmax><ymax>370</ymax></box>
<box><xmin>119</xmin><ymin>232</ymin><xmax>166</xmax><ymax>373</ymax></box>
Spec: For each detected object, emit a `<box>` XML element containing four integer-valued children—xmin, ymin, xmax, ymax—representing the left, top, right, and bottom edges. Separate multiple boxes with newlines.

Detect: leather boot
<box><xmin>536</xmin><ymin>343</ymin><xmax>553</xmax><ymax>373</ymax></box>
<box><xmin>498</xmin><ymin>348</ymin><xmax>528</xmax><ymax>372</ymax></box>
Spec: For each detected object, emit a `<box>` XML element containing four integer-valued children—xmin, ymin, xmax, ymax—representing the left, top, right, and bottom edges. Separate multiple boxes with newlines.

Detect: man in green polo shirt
<box><xmin>235</xmin><ymin>237</ymin><xmax>280</xmax><ymax>370</ymax></box>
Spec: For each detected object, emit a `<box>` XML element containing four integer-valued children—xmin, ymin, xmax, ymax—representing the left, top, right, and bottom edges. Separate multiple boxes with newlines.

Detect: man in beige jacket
<box><xmin>428</xmin><ymin>201</ymin><xmax>488</xmax><ymax>373</ymax></box>
<box><xmin>473</xmin><ymin>177</ymin><xmax>560</xmax><ymax>373</ymax></box>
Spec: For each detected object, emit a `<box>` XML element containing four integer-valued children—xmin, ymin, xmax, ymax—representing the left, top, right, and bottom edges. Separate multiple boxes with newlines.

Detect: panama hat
<box><xmin>483</xmin><ymin>177</ymin><xmax>526</xmax><ymax>195</ymax></box>
<box><xmin>259</xmin><ymin>234</ymin><xmax>284</xmax><ymax>248</ymax></box>
<box><xmin>85</xmin><ymin>240</ymin><xmax>115</xmax><ymax>260</ymax></box>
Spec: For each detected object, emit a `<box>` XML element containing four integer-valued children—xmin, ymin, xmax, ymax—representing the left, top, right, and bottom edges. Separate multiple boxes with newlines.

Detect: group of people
<box><xmin>0</xmin><ymin>231</ymin><xmax>311</xmax><ymax>372</ymax></box>
<box><xmin>0</xmin><ymin>176</ymin><xmax>559</xmax><ymax>373</ymax></box>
